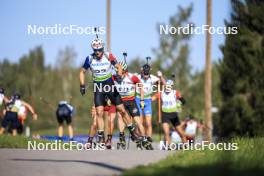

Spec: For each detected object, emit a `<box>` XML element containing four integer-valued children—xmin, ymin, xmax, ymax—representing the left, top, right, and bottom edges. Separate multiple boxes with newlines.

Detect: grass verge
<box><xmin>123</xmin><ymin>137</ymin><xmax>264</xmax><ymax>176</ymax></box>
<box><xmin>0</xmin><ymin>135</ymin><xmax>50</xmax><ymax>148</ymax></box>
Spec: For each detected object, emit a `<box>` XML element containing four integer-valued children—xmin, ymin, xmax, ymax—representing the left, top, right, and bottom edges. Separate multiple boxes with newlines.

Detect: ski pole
<box><xmin>123</xmin><ymin>52</ymin><xmax>127</xmax><ymax>63</ymax></box>
<box><xmin>146</xmin><ymin>56</ymin><xmax>151</xmax><ymax>65</ymax></box>
<box><xmin>158</xmin><ymin>81</ymin><xmax>162</xmax><ymax>141</ymax></box>
<box><xmin>39</xmin><ymin>97</ymin><xmax>56</xmax><ymax>111</ymax></box>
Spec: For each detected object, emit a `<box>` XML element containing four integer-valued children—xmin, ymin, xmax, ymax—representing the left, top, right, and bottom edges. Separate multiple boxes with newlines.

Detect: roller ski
<box><xmin>136</xmin><ymin>140</ymin><xmax>143</xmax><ymax>150</ymax></box>
<box><xmin>117</xmin><ymin>132</ymin><xmax>126</xmax><ymax>150</ymax></box>
<box><xmin>142</xmin><ymin>139</ymin><xmax>153</xmax><ymax>150</ymax></box>
<box><xmin>137</xmin><ymin>137</ymin><xmax>153</xmax><ymax>150</ymax></box>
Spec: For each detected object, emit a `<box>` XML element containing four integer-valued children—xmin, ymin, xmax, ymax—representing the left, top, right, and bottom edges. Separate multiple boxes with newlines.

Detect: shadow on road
<box><xmin>12</xmin><ymin>158</ymin><xmax>125</xmax><ymax>172</ymax></box>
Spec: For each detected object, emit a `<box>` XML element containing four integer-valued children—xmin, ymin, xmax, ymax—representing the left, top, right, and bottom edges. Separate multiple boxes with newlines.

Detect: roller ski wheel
<box><xmin>136</xmin><ymin>141</ymin><xmax>143</xmax><ymax>150</ymax></box>
<box><xmin>148</xmin><ymin>143</ymin><xmax>154</xmax><ymax>150</ymax></box>
<box><xmin>117</xmin><ymin>141</ymin><xmax>126</xmax><ymax>150</ymax></box>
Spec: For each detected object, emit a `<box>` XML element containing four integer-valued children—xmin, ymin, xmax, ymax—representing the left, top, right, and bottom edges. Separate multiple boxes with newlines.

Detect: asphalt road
<box><xmin>0</xmin><ymin>142</ymin><xmax>170</xmax><ymax>176</ymax></box>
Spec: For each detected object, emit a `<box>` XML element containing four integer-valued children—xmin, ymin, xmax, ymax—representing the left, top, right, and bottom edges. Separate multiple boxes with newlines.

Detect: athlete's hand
<box><xmin>140</xmin><ymin>100</ymin><xmax>145</xmax><ymax>109</ymax></box>
<box><xmin>157</xmin><ymin>70</ymin><xmax>162</xmax><ymax>77</ymax></box>
<box><xmin>32</xmin><ymin>113</ymin><xmax>38</xmax><ymax>120</ymax></box>
<box><xmin>80</xmin><ymin>85</ymin><xmax>86</xmax><ymax>96</ymax></box>
<box><xmin>115</xmin><ymin>75</ymin><xmax>122</xmax><ymax>84</ymax></box>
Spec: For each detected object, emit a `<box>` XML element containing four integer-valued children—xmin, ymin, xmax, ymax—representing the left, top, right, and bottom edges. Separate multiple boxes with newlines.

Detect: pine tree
<box><xmin>218</xmin><ymin>0</ymin><xmax>264</xmax><ymax>137</ymax></box>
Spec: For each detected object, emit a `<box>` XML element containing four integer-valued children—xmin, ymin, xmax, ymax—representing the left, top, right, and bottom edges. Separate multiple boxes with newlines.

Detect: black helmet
<box><xmin>0</xmin><ymin>87</ymin><xmax>5</xmax><ymax>94</ymax></box>
<box><xmin>186</xmin><ymin>114</ymin><xmax>194</xmax><ymax>120</ymax></box>
<box><xmin>141</xmin><ymin>64</ymin><xmax>151</xmax><ymax>75</ymax></box>
<box><xmin>13</xmin><ymin>92</ymin><xmax>21</xmax><ymax>100</ymax></box>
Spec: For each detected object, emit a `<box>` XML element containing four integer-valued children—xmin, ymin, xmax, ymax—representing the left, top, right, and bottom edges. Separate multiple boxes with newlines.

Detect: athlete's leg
<box><xmin>117</xmin><ymin>112</ymin><xmax>125</xmax><ymax>133</ymax></box>
<box><xmin>133</xmin><ymin>116</ymin><xmax>146</xmax><ymax>136</ymax></box>
<box><xmin>171</xmin><ymin>113</ymin><xmax>187</xmax><ymax>143</ymax></box>
<box><xmin>12</xmin><ymin>129</ymin><xmax>17</xmax><ymax>136</ymax></box>
<box><xmin>94</xmin><ymin>88</ymin><xmax>107</xmax><ymax>143</ymax></box>
<box><xmin>143</xmin><ymin>99</ymin><xmax>153</xmax><ymax>141</ymax></box>
<box><xmin>175</xmin><ymin>125</ymin><xmax>187</xmax><ymax>143</ymax></box>
<box><xmin>87</xmin><ymin>106</ymin><xmax>97</xmax><ymax>148</ymax></box>
<box><xmin>116</xmin><ymin>104</ymin><xmax>132</xmax><ymax>125</ymax></box>
<box><xmin>145</xmin><ymin>115</ymin><xmax>153</xmax><ymax>138</ymax></box>
<box><xmin>95</xmin><ymin>105</ymin><xmax>105</xmax><ymax>143</ymax></box>
<box><xmin>108</xmin><ymin>111</ymin><xmax>116</xmax><ymax>135</ymax></box>
<box><xmin>105</xmin><ymin>108</ymin><xmax>116</xmax><ymax>149</ymax></box>
<box><xmin>65</xmin><ymin>115</ymin><xmax>73</xmax><ymax>140</ymax></box>
<box><xmin>58</xmin><ymin>124</ymin><xmax>63</xmax><ymax>138</ymax></box>
<box><xmin>0</xmin><ymin>112</ymin><xmax>9</xmax><ymax>135</ymax></box>
<box><xmin>96</xmin><ymin>106</ymin><xmax>105</xmax><ymax>131</ymax></box>
<box><xmin>0</xmin><ymin>127</ymin><xmax>5</xmax><ymax>135</ymax></box>
<box><xmin>116</xmin><ymin>112</ymin><xmax>126</xmax><ymax>149</ymax></box>
<box><xmin>67</xmin><ymin>125</ymin><xmax>73</xmax><ymax>139</ymax></box>
<box><xmin>162</xmin><ymin>122</ymin><xmax>171</xmax><ymax>145</ymax></box>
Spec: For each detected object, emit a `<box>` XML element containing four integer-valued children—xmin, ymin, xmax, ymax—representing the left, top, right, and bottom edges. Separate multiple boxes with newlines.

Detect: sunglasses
<box><xmin>93</xmin><ymin>48</ymin><xmax>104</xmax><ymax>52</ymax></box>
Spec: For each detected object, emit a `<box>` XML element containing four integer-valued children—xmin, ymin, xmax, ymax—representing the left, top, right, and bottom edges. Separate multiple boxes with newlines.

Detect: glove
<box><xmin>140</xmin><ymin>100</ymin><xmax>145</xmax><ymax>109</ymax></box>
<box><xmin>115</xmin><ymin>74</ymin><xmax>122</xmax><ymax>84</ymax></box>
<box><xmin>80</xmin><ymin>84</ymin><xmax>86</xmax><ymax>96</ymax></box>
<box><xmin>157</xmin><ymin>70</ymin><xmax>162</xmax><ymax>77</ymax></box>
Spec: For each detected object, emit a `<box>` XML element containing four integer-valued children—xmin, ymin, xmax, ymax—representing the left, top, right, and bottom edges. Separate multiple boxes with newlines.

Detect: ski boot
<box><xmin>117</xmin><ymin>132</ymin><xmax>126</xmax><ymax>150</ymax></box>
<box><xmin>127</xmin><ymin>124</ymin><xmax>139</xmax><ymax>142</ymax></box>
<box><xmin>86</xmin><ymin>136</ymin><xmax>95</xmax><ymax>149</ymax></box>
<box><xmin>97</xmin><ymin>131</ymin><xmax>105</xmax><ymax>149</ymax></box>
<box><xmin>105</xmin><ymin>135</ymin><xmax>112</xmax><ymax>150</ymax></box>
<box><xmin>147</xmin><ymin>136</ymin><xmax>154</xmax><ymax>150</ymax></box>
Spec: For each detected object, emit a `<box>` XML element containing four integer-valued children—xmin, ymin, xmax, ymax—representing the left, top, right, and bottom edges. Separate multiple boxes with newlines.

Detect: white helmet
<box><xmin>59</xmin><ymin>101</ymin><xmax>68</xmax><ymax>105</ymax></box>
<box><xmin>166</xmin><ymin>79</ymin><xmax>174</xmax><ymax>86</ymax></box>
<box><xmin>91</xmin><ymin>38</ymin><xmax>104</xmax><ymax>50</ymax></box>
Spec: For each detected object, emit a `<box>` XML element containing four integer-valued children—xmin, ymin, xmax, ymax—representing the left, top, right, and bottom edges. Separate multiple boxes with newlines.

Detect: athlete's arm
<box><xmin>80</xmin><ymin>56</ymin><xmax>91</xmax><ymax>85</ymax></box>
<box><xmin>156</xmin><ymin>71</ymin><xmax>166</xmax><ymax>85</ymax></box>
<box><xmin>176</xmin><ymin>91</ymin><xmax>186</xmax><ymax>105</ymax></box>
<box><xmin>80</xmin><ymin>56</ymin><xmax>91</xmax><ymax>95</ymax></box>
<box><xmin>151</xmin><ymin>92</ymin><xmax>159</xmax><ymax>101</ymax></box>
<box><xmin>159</xmin><ymin>75</ymin><xmax>166</xmax><ymax>85</ymax></box>
<box><xmin>21</xmin><ymin>101</ymin><xmax>37</xmax><ymax>120</ymax></box>
<box><xmin>80</xmin><ymin>68</ymin><xmax>86</xmax><ymax>86</ymax></box>
<box><xmin>108</xmin><ymin>53</ymin><xmax>122</xmax><ymax>76</ymax></box>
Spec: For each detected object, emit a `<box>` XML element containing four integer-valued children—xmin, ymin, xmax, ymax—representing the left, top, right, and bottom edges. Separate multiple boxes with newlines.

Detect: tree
<box><xmin>218</xmin><ymin>0</ymin><xmax>264</xmax><ymax>137</ymax></box>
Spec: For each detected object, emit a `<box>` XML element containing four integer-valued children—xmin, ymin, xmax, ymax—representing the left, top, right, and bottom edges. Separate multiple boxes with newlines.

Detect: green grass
<box><xmin>123</xmin><ymin>138</ymin><xmax>264</xmax><ymax>176</ymax></box>
<box><xmin>0</xmin><ymin>135</ymin><xmax>50</xmax><ymax>148</ymax></box>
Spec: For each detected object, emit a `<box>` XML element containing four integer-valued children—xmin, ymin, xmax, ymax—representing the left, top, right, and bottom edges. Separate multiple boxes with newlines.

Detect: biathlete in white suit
<box><xmin>152</xmin><ymin>80</ymin><xmax>187</xmax><ymax>148</ymax></box>
<box><xmin>134</xmin><ymin>64</ymin><xmax>165</xmax><ymax>148</ymax></box>
<box><xmin>79</xmin><ymin>37</ymin><xmax>139</xmax><ymax>146</ymax></box>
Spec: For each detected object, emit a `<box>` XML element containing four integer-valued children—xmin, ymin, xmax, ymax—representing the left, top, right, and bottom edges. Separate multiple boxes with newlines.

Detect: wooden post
<box><xmin>204</xmin><ymin>0</ymin><xmax>212</xmax><ymax>142</ymax></box>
